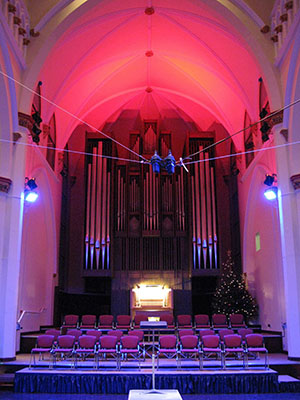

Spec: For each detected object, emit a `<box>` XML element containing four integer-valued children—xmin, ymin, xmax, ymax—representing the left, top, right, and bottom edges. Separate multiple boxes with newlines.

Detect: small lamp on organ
<box><xmin>24</xmin><ymin>177</ymin><xmax>38</xmax><ymax>202</ymax></box>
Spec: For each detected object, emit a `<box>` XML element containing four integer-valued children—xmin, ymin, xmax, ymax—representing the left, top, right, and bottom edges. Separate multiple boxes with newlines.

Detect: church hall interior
<box><xmin>1</xmin><ymin>0</ymin><xmax>300</xmax><ymax>387</ymax></box>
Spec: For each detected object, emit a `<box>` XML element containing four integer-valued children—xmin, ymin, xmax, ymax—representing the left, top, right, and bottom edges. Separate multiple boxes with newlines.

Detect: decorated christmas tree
<box><xmin>212</xmin><ymin>251</ymin><xmax>258</xmax><ymax>321</ymax></box>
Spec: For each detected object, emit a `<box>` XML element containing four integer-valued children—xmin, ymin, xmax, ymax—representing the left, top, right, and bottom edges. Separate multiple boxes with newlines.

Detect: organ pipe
<box><xmin>85</xmin><ymin>143</ymin><xmax>111</xmax><ymax>270</ymax></box>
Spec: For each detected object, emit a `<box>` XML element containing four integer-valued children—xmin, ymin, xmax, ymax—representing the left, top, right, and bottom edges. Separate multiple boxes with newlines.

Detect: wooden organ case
<box><xmin>83</xmin><ymin>129</ymin><xmax>219</xmax><ymax>279</ymax></box>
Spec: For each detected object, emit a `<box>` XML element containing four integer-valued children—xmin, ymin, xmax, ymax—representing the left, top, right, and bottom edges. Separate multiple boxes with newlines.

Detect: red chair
<box><xmin>223</xmin><ymin>334</ymin><xmax>245</xmax><ymax>368</ymax></box>
<box><xmin>129</xmin><ymin>329</ymin><xmax>145</xmax><ymax>359</ymax></box>
<box><xmin>99</xmin><ymin>315</ymin><xmax>114</xmax><ymax>329</ymax></box>
<box><xmin>98</xmin><ymin>335</ymin><xmax>119</xmax><ymax>369</ymax></box>
<box><xmin>201</xmin><ymin>335</ymin><xmax>224</xmax><ymax>369</ymax></box>
<box><xmin>116</xmin><ymin>315</ymin><xmax>131</xmax><ymax>330</ymax></box>
<box><xmin>107</xmin><ymin>329</ymin><xmax>123</xmax><ymax>342</ymax></box>
<box><xmin>128</xmin><ymin>329</ymin><xmax>144</xmax><ymax>342</ymax></box>
<box><xmin>160</xmin><ymin>314</ymin><xmax>175</xmax><ymax>329</ymax></box>
<box><xmin>80</xmin><ymin>315</ymin><xmax>97</xmax><ymax>329</ymax></box>
<box><xmin>74</xmin><ymin>335</ymin><xmax>97</xmax><ymax>368</ymax></box>
<box><xmin>238</xmin><ymin>328</ymin><xmax>254</xmax><ymax>343</ymax></box>
<box><xmin>66</xmin><ymin>329</ymin><xmax>82</xmax><ymax>343</ymax></box>
<box><xmin>157</xmin><ymin>335</ymin><xmax>178</xmax><ymax>369</ymax></box>
<box><xmin>30</xmin><ymin>335</ymin><xmax>54</xmax><ymax>368</ymax></box>
<box><xmin>199</xmin><ymin>329</ymin><xmax>215</xmax><ymax>342</ymax></box>
<box><xmin>218</xmin><ymin>329</ymin><xmax>234</xmax><ymax>344</ymax></box>
<box><xmin>86</xmin><ymin>330</ymin><xmax>103</xmax><ymax>344</ymax></box>
<box><xmin>134</xmin><ymin>314</ymin><xmax>148</xmax><ymax>328</ymax></box>
<box><xmin>177</xmin><ymin>315</ymin><xmax>192</xmax><ymax>329</ymax></box>
<box><xmin>51</xmin><ymin>335</ymin><xmax>75</xmax><ymax>368</ymax></box>
<box><xmin>178</xmin><ymin>329</ymin><xmax>194</xmax><ymax>338</ymax></box>
<box><xmin>212</xmin><ymin>314</ymin><xmax>228</xmax><ymax>329</ymax></box>
<box><xmin>45</xmin><ymin>329</ymin><xmax>61</xmax><ymax>343</ymax></box>
<box><xmin>178</xmin><ymin>335</ymin><xmax>200</xmax><ymax>369</ymax></box>
<box><xmin>245</xmin><ymin>334</ymin><xmax>268</xmax><ymax>369</ymax></box>
<box><xmin>194</xmin><ymin>314</ymin><xmax>210</xmax><ymax>329</ymax></box>
<box><xmin>62</xmin><ymin>315</ymin><xmax>79</xmax><ymax>329</ymax></box>
<box><xmin>119</xmin><ymin>335</ymin><xmax>142</xmax><ymax>369</ymax></box>
<box><xmin>230</xmin><ymin>314</ymin><xmax>246</xmax><ymax>329</ymax></box>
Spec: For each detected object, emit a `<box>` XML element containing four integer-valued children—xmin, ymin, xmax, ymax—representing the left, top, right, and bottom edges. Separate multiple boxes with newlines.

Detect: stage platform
<box><xmin>3</xmin><ymin>353</ymin><xmax>300</xmax><ymax>394</ymax></box>
<box><xmin>15</xmin><ymin>367</ymin><xmax>280</xmax><ymax>394</ymax></box>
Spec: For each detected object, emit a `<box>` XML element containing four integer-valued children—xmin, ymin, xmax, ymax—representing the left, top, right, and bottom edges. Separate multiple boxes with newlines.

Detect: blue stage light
<box><xmin>150</xmin><ymin>150</ymin><xmax>162</xmax><ymax>174</ymax></box>
<box><xmin>164</xmin><ymin>150</ymin><xmax>176</xmax><ymax>174</ymax></box>
<box><xmin>264</xmin><ymin>187</ymin><xmax>278</xmax><ymax>200</ymax></box>
<box><xmin>24</xmin><ymin>190</ymin><xmax>38</xmax><ymax>202</ymax></box>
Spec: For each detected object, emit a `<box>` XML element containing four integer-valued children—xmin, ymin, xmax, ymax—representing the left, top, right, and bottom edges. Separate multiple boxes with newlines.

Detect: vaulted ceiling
<box><xmin>24</xmin><ymin>0</ymin><xmax>276</xmax><ymax>152</ymax></box>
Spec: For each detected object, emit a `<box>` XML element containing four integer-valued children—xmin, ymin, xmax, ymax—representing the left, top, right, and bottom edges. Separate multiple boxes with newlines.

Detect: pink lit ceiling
<box><xmin>38</xmin><ymin>0</ymin><xmax>263</xmax><ymax>150</ymax></box>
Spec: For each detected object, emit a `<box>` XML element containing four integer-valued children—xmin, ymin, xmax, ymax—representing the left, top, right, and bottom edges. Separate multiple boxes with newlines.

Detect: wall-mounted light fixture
<box><xmin>263</xmin><ymin>174</ymin><xmax>278</xmax><ymax>200</ymax></box>
<box><xmin>24</xmin><ymin>177</ymin><xmax>38</xmax><ymax>202</ymax></box>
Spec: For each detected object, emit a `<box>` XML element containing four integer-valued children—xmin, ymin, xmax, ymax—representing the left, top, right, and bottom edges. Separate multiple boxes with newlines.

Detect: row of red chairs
<box><xmin>30</xmin><ymin>331</ymin><xmax>268</xmax><ymax>369</ymax></box>
<box><xmin>30</xmin><ymin>334</ymin><xmax>142</xmax><ymax>369</ymax></box>
<box><xmin>45</xmin><ymin>327</ymin><xmax>255</xmax><ymax>343</ymax></box>
<box><xmin>61</xmin><ymin>313</ymin><xmax>247</xmax><ymax>330</ymax></box>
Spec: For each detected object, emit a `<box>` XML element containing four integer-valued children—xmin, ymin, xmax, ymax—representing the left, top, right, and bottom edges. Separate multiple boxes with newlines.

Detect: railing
<box><xmin>270</xmin><ymin>0</ymin><xmax>300</xmax><ymax>57</ymax></box>
<box><xmin>17</xmin><ymin>308</ymin><xmax>46</xmax><ymax>330</ymax></box>
<box><xmin>1</xmin><ymin>0</ymin><xmax>31</xmax><ymax>58</ymax></box>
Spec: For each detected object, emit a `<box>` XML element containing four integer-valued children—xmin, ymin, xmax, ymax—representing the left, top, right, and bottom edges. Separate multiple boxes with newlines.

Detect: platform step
<box><xmin>279</xmin><ymin>375</ymin><xmax>300</xmax><ymax>393</ymax></box>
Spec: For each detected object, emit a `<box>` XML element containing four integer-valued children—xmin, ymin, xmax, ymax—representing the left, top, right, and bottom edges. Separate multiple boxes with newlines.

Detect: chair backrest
<box><xmin>238</xmin><ymin>328</ymin><xmax>253</xmax><ymax>340</ymax></box>
<box><xmin>177</xmin><ymin>315</ymin><xmax>192</xmax><ymax>326</ymax></box>
<box><xmin>37</xmin><ymin>335</ymin><xmax>54</xmax><ymax>348</ymax></box>
<box><xmin>134</xmin><ymin>314</ymin><xmax>148</xmax><ymax>326</ymax></box>
<box><xmin>45</xmin><ymin>329</ymin><xmax>61</xmax><ymax>340</ymax></box>
<box><xmin>178</xmin><ymin>329</ymin><xmax>194</xmax><ymax>338</ymax></box>
<box><xmin>66</xmin><ymin>329</ymin><xmax>82</xmax><ymax>340</ymax></box>
<box><xmin>181</xmin><ymin>335</ymin><xmax>198</xmax><ymax>349</ymax></box>
<box><xmin>202</xmin><ymin>335</ymin><xmax>220</xmax><ymax>348</ymax></box>
<box><xmin>81</xmin><ymin>315</ymin><xmax>96</xmax><ymax>325</ymax></box>
<box><xmin>86</xmin><ymin>330</ymin><xmax>102</xmax><ymax>341</ymax></box>
<box><xmin>99</xmin><ymin>315</ymin><xmax>114</xmax><ymax>326</ymax></box>
<box><xmin>224</xmin><ymin>334</ymin><xmax>242</xmax><ymax>348</ymax></box>
<box><xmin>116</xmin><ymin>315</ymin><xmax>131</xmax><ymax>326</ymax></box>
<box><xmin>199</xmin><ymin>329</ymin><xmax>215</xmax><ymax>340</ymax></box>
<box><xmin>195</xmin><ymin>314</ymin><xmax>210</xmax><ymax>326</ymax></box>
<box><xmin>230</xmin><ymin>314</ymin><xmax>245</xmax><ymax>326</ymax></box>
<box><xmin>57</xmin><ymin>335</ymin><xmax>75</xmax><ymax>348</ymax></box>
<box><xmin>212</xmin><ymin>314</ymin><xmax>227</xmax><ymax>326</ymax></box>
<box><xmin>245</xmin><ymin>333</ymin><xmax>264</xmax><ymax>348</ymax></box>
<box><xmin>159</xmin><ymin>335</ymin><xmax>177</xmax><ymax>349</ymax></box>
<box><xmin>64</xmin><ymin>314</ymin><xmax>78</xmax><ymax>325</ymax></box>
<box><xmin>121</xmin><ymin>335</ymin><xmax>139</xmax><ymax>349</ymax></box>
<box><xmin>128</xmin><ymin>330</ymin><xmax>144</xmax><ymax>341</ymax></box>
<box><xmin>219</xmin><ymin>329</ymin><xmax>234</xmax><ymax>341</ymax></box>
<box><xmin>99</xmin><ymin>335</ymin><xmax>118</xmax><ymax>349</ymax></box>
<box><xmin>78</xmin><ymin>335</ymin><xmax>96</xmax><ymax>349</ymax></box>
<box><xmin>107</xmin><ymin>329</ymin><xmax>123</xmax><ymax>341</ymax></box>
<box><xmin>160</xmin><ymin>314</ymin><xmax>174</xmax><ymax>325</ymax></box>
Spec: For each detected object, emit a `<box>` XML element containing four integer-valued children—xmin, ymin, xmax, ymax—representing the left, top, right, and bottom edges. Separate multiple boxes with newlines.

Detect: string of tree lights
<box><xmin>212</xmin><ymin>251</ymin><xmax>258</xmax><ymax>320</ymax></box>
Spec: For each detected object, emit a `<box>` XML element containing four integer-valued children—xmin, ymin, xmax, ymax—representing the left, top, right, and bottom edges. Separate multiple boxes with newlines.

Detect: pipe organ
<box><xmin>190</xmin><ymin>139</ymin><xmax>218</xmax><ymax>269</ymax></box>
<box><xmin>85</xmin><ymin>140</ymin><xmax>112</xmax><ymax>270</ymax></box>
<box><xmin>84</xmin><ymin>134</ymin><xmax>219</xmax><ymax>274</ymax></box>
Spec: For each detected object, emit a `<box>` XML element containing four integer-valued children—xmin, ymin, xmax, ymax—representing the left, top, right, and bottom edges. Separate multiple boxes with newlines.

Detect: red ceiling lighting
<box><xmin>145</xmin><ymin>50</ymin><xmax>153</xmax><ymax>57</ymax></box>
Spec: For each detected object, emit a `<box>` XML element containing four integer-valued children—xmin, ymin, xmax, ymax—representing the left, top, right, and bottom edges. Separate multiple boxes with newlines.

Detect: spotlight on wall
<box><xmin>24</xmin><ymin>178</ymin><xmax>38</xmax><ymax>202</ymax></box>
<box><xmin>264</xmin><ymin>186</ymin><xmax>278</xmax><ymax>200</ymax></box>
<box><xmin>263</xmin><ymin>174</ymin><xmax>277</xmax><ymax>200</ymax></box>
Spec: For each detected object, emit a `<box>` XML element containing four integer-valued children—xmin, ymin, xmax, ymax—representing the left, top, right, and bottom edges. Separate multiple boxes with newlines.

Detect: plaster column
<box><xmin>275</xmin><ymin>124</ymin><xmax>300</xmax><ymax>359</ymax></box>
<box><xmin>0</xmin><ymin>128</ymin><xmax>27</xmax><ymax>360</ymax></box>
